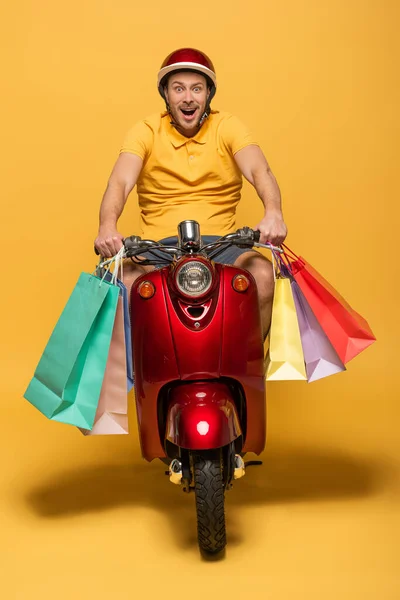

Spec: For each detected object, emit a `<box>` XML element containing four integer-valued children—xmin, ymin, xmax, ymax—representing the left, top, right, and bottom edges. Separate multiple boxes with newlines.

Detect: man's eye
<box><xmin>193</xmin><ymin>87</ymin><xmax>201</xmax><ymax>92</ymax></box>
<box><xmin>175</xmin><ymin>87</ymin><xmax>183</xmax><ymax>92</ymax></box>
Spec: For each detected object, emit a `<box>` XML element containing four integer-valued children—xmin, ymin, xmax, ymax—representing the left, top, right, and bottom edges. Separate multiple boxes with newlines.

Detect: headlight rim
<box><xmin>174</xmin><ymin>258</ymin><xmax>214</xmax><ymax>299</ymax></box>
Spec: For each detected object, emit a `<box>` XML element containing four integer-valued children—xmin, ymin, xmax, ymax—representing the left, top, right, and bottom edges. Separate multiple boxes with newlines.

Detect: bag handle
<box><xmin>111</xmin><ymin>247</ymin><xmax>125</xmax><ymax>285</ymax></box>
<box><xmin>95</xmin><ymin>247</ymin><xmax>125</xmax><ymax>287</ymax></box>
<box><xmin>271</xmin><ymin>248</ymin><xmax>293</xmax><ymax>280</ymax></box>
<box><xmin>270</xmin><ymin>249</ymin><xmax>277</xmax><ymax>282</ymax></box>
<box><xmin>279</xmin><ymin>244</ymin><xmax>306</xmax><ymax>272</ymax></box>
<box><xmin>281</xmin><ymin>243</ymin><xmax>299</xmax><ymax>259</ymax></box>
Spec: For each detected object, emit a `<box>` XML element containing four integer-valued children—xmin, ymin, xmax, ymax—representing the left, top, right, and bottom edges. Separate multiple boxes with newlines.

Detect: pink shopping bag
<box><xmin>79</xmin><ymin>295</ymin><xmax>128</xmax><ymax>435</ymax></box>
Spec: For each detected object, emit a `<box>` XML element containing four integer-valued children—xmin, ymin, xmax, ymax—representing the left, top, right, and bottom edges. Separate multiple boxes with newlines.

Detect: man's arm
<box><xmin>234</xmin><ymin>145</ymin><xmax>288</xmax><ymax>246</ymax></box>
<box><xmin>95</xmin><ymin>153</ymin><xmax>143</xmax><ymax>257</ymax></box>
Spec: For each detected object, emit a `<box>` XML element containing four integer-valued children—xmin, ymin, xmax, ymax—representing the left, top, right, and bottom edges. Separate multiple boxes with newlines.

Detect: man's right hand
<box><xmin>94</xmin><ymin>228</ymin><xmax>124</xmax><ymax>257</ymax></box>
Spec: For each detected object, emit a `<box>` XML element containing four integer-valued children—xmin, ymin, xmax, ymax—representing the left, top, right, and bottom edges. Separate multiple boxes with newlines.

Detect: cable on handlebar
<box><xmin>125</xmin><ymin>244</ymin><xmax>185</xmax><ymax>266</ymax></box>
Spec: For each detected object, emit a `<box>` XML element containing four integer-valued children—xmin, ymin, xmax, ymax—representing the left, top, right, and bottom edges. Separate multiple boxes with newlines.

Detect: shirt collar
<box><xmin>163</xmin><ymin>112</ymin><xmax>212</xmax><ymax>148</ymax></box>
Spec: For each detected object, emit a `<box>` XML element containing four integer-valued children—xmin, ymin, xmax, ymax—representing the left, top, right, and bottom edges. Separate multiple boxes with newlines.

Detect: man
<box><xmin>94</xmin><ymin>48</ymin><xmax>288</xmax><ymax>336</ymax></box>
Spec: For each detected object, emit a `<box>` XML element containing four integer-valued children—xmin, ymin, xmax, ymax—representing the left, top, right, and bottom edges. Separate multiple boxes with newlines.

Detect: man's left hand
<box><xmin>255</xmin><ymin>211</ymin><xmax>288</xmax><ymax>246</ymax></box>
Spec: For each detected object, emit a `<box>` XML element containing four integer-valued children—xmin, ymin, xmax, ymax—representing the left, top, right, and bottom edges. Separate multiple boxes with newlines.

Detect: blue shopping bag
<box><xmin>24</xmin><ymin>273</ymin><xmax>119</xmax><ymax>429</ymax></box>
<box><xmin>119</xmin><ymin>280</ymin><xmax>134</xmax><ymax>391</ymax></box>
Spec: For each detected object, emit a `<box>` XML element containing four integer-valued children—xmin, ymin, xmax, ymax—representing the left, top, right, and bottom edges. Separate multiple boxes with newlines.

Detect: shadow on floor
<box><xmin>21</xmin><ymin>443</ymin><xmax>392</xmax><ymax>551</ymax></box>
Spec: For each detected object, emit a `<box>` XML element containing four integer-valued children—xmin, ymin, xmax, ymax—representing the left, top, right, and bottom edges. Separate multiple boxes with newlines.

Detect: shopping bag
<box><xmin>266</xmin><ymin>274</ymin><xmax>307</xmax><ymax>381</ymax></box>
<box><xmin>119</xmin><ymin>280</ymin><xmax>134</xmax><ymax>392</ymax></box>
<box><xmin>24</xmin><ymin>273</ymin><xmax>119</xmax><ymax>429</ymax></box>
<box><xmin>103</xmin><ymin>271</ymin><xmax>134</xmax><ymax>391</ymax></box>
<box><xmin>283</xmin><ymin>246</ymin><xmax>376</xmax><ymax>364</ymax></box>
<box><xmin>291</xmin><ymin>280</ymin><xmax>346</xmax><ymax>382</ymax></box>
<box><xmin>79</xmin><ymin>295</ymin><xmax>129</xmax><ymax>435</ymax></box>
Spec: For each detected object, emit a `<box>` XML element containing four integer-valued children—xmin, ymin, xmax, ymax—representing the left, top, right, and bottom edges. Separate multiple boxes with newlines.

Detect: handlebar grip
<box><xmin>253</xmin><ymin>230</ymin><xmax>261</xmax><ymax>243</ymax></box>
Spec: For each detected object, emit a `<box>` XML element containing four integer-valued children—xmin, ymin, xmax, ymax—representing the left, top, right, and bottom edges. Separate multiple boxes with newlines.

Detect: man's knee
<box><xmin>122</xmin><ymin>260</ymin><xmax>153</xmax><ymax>296</ymax></box>
<box><xmin>253</xmin><ymin>260</ymin><xmax>274</xmax><ymax>303</ymax></box>
<box><xmin>235</xmin><ymin>253</ymin><xmax>274</xmax><ymax>303</ymax></box>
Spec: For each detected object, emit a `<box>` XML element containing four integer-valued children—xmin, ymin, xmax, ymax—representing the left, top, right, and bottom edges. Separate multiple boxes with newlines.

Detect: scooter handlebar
<box><xmin>95</xmin><ymin>228</ymin><xmax>276</xmax><ymax>260</ymax></box>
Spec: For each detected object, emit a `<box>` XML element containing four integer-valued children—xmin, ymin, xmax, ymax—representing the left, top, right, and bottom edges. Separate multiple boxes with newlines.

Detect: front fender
<box><xmin>165</xmin><ymin>381</ymin><xmax>242</xmax><ymax>450</ymax></box>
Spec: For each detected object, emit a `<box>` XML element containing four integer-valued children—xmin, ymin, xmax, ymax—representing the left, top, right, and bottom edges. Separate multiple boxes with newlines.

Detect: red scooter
<box><xmin>125</xmin><ymin>221</ymin><xmax>273</xmax><ymax>555</ymax></box>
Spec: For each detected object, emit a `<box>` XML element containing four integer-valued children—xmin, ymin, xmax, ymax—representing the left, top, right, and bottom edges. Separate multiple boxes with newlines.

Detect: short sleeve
<box><xmin>220</xmin><ymin>114</ymin><xmax>259</xmax><ymax>155</ymax></box>
<box><xmin>120</xmin><ymin>120</ymin><xmax>154</xmax><ymax>160</ymax></box>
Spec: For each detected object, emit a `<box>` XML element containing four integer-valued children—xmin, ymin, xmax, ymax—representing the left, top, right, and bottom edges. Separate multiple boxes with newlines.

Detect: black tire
<box><xmin>193</xmin><ymin>451</ymin><xmax>226</xmax><ymax>555</ymax></box>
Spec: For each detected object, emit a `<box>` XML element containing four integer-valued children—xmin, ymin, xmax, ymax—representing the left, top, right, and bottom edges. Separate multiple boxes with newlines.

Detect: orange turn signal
<box><xmin>232</xmin><ymin>274</ymin><xmax>249</xmax><ymax>292</ymax></box>
<box><xmin>138</xmin><ymin>281</ymin><xmax>155</xmax><ymax>299</ymax></box>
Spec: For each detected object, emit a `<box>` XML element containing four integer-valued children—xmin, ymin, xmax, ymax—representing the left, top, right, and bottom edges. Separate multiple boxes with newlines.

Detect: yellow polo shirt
<box><xmin>120</xmin><ymin>110</ymin><xmax>258</xmax><ymax>240</ymax></box>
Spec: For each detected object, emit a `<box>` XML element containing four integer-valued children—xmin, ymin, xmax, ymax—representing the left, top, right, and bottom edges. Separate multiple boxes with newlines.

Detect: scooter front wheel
<box><xmin>193</xmin><ymin>450</ymin><xmax>226</xmax><ymax>555</ymax></box>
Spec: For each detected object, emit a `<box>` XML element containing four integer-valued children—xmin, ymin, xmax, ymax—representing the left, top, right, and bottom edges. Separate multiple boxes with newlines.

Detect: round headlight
<box><xmin>175</xmin><ymin>260</ymin><xmax>213</xmax><ymax>297</ymax></box>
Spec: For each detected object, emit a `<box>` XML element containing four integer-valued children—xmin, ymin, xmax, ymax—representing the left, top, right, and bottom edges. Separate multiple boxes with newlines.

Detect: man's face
<box><xmin>165</xmin><ymin>71</ymin><xmax>210</xmax><ymax>136</ymax></box>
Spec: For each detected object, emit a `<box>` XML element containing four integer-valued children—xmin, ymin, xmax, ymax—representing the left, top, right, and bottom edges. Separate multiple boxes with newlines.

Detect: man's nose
<box><xmin>183</xmin><ymin>90</ymin><xmax>194</xmax><ymax>103</ymax></box>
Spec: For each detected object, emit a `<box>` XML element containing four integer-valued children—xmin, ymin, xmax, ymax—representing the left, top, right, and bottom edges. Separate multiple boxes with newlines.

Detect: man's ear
<box><xmin>164</xmin><ymin>86</ymin><xmax>169</xmax><ymax>103</ymax></box>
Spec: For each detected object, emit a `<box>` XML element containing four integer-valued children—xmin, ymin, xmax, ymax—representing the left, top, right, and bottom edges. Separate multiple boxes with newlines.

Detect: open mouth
<box><xmin>180</xmin><ymin>107</ymin><xmax>198</xmax><ymax>121</ymax></box>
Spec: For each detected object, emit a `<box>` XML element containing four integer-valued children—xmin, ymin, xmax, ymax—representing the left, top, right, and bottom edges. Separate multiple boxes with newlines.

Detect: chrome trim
<box><xmin>178</xmin><ymin>220</ymin><xmax>201</xmax><ymax>252</ymax></box>
<box><xmin>175</xmin><ymin>260</ymin><xmax>213</xmax><ymax>297</ymax></box>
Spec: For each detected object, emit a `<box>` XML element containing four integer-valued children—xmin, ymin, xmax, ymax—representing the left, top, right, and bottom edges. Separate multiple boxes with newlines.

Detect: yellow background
<box><xmin>1</xmin><ymin>0</ymin><xmax>398</xmax><ymax>598</ymax></box>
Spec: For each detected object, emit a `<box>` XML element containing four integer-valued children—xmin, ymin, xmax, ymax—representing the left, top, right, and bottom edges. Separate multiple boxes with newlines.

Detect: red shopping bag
<box><xmin>282</xmin><ymin>245</ymin><xmax>376</xmax><ymax>364</ymax></box>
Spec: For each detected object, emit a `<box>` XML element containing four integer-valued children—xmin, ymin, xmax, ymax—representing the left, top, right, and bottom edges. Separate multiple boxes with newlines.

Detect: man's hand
<box><xmin>94</xmin><ymin>228</ymin><xmax>124</xmax><ymax>257</ymax></box>
<box><xmin>255</xmin><ymin>211</ymin><xmax>288</xmax><ymax>246</ymax></box>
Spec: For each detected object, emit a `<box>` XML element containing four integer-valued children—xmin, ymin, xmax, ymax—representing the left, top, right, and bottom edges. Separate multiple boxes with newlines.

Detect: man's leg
<box><xmin>123</xmin><ymin>259</ymin><xmax>155</xmax><ymax>301</ymax></box>
<box><xmin>233</xmin><ymin>251</ymin><xmax>274</xmax><ymax>339</ymax></box>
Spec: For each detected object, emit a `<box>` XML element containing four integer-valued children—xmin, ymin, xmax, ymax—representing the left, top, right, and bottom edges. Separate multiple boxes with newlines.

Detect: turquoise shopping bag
<box><xmin>24</xmin><ymin>273</ymin><xmax>119</xmax><ymax>429</ymax></box>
